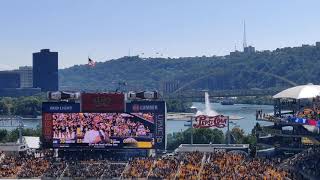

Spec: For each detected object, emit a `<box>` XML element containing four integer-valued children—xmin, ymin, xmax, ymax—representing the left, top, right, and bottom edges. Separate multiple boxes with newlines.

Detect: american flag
<box><xmin>88</xmin><ymin>57</ymin><xmax>96</xmax><ymax>67</ymax></box>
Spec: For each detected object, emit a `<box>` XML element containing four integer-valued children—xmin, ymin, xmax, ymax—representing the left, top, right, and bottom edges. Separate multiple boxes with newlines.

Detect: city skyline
<box><xmin>1</xmin><ymin>0</ymin><xmax>320</xmax><ymax>69</ymax></box>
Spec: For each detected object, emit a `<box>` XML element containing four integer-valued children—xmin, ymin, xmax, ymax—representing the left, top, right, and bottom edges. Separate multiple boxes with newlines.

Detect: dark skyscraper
<box><xmin>33</xmin><ymin>49</ymin><xmax>58</xmax><ymax>91</ymax></box>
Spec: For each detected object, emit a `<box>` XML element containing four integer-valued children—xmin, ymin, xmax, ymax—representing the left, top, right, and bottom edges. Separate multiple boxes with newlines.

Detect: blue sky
<box><xmin>1</xmin><ymin>0</ymin><xmax>320</xmax><ymax>69</ymax></box>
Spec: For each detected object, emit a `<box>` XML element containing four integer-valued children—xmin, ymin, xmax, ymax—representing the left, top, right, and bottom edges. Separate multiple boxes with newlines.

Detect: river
<box><xmin>166</xmin><ymin>102</ymin><xmax>274</xmax><ymax>135</ymax></box>
<box><xmin>6</xmin><ymin>103</ymin><xmax>274</xmax><ymax>135</ymax></box>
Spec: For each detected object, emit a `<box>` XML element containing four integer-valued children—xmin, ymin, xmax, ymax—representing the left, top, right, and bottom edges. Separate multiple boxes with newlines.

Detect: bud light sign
<box><xmin>42</xmin><ymin>102</ymin><xmax>80</xmax><ymax>113</ymax></box>
<box><xmin>126</xmin><ymin>101</ymin><xmax>166</xmax><ymax>150</ymax></box>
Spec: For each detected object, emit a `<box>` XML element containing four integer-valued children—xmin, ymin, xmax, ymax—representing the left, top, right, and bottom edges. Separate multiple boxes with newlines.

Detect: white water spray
<box><xmin>196</xmin><ymin>91</ymin><xmax>219</xmax><ymax>116</ymax></box>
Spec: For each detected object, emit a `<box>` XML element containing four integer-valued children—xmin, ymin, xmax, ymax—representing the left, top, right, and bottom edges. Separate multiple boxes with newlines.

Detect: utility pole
<box><xmin>227</xmin><ymin>116</ymin><xmax>230</xmax><ymax>145</ymax></box>
<box><xmin>191</xmin><ymin>115</ymin><xmax>193</xmax><ymax>145</ymax></box>
<box><xmin>18</xmin><ymin>116</ymin><xmax>23</xmax><ymax>144</ymax></box>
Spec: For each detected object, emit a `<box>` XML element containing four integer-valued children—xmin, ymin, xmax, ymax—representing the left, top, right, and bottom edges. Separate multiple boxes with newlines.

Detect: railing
<box><xmin>197</xmin><ymin>153</ymin><xmax>206</xmax><ymax>180</ymax></box>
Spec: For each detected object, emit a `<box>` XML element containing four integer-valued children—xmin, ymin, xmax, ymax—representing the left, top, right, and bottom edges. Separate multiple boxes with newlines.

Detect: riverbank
<box><xmin>167</xmin><ymin>113</ymin><xmax>194</xmax><ymax>120</ymax></box>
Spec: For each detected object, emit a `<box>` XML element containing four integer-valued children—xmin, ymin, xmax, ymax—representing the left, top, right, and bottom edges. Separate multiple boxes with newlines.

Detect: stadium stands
<box><xmin>0</xmin><ymin>148</ymin><xmax>319</xmax><ymax>179</ymax></box>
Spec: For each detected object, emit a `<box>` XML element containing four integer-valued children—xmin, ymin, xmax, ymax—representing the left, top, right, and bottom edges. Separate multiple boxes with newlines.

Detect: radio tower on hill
<box><xmin>243</xmin><ymin>20</ymin><xmax>247</xmax><ymax>51</ymax></box>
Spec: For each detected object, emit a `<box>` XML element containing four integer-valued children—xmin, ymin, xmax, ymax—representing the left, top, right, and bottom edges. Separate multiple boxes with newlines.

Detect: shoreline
<box><xmin>167</xmin><ymin>113</ymin><xmax>194</xmax><ymax>121</ymax></box>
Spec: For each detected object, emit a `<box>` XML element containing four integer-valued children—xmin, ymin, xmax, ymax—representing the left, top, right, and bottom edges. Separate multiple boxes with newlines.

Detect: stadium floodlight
<box><xmin>135</xmin><ymin>91</ymin><xmax>159</xmax><ymax>99</ymax></box>
<box><xmin>127</xmin><ymin>91</ymin><xmax>136</xmax><ymax>99</ymax></box>
<box><xmin>47</xmin><ymin>91</ymin><xmax>81</xmax><ymax>101</ymax></box>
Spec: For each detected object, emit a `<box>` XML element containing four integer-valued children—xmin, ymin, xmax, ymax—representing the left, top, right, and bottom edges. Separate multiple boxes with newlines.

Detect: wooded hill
<box><xmin>59</xmin><ymin>44</ymin><xmax>320</xmax><ymax>92</ymax></box>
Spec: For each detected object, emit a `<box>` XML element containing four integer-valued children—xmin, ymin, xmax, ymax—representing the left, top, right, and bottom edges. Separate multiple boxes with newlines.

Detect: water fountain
<box><xmin>195</xmin><ymin>91</ymin><xmax>243</xmax><ymax>120</ymax></box>
<box><xmin>196</xmin><ymin>91</ymin><xmax>219</xmax><ymax>116</ymax></box>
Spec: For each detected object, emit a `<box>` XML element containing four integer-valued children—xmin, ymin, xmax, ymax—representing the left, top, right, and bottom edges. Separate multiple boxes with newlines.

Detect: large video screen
<box><xmin>51</xmin><ymin>113</ymin><xmax>155</xmax><ymax>149</ymax></box>
<box><xmin>126</xmin><ymin>101</ymin><xmax>166</xmax><ymax>150</ymax></box>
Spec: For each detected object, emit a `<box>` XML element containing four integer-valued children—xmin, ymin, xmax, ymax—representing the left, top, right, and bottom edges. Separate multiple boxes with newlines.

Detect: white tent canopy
<box><xmin>273</xmin><ymin>83</ymin><xmax>320</xmax><ymax>99</ymax></box>
<box><xmin>16</xmin><ymin>136</ymin><xmax>40</xmax><ymax>149</ymax></box>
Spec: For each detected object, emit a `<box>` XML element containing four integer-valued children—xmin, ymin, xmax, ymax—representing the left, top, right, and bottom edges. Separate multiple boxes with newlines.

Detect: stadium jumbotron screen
<box><xmin>49</xmin><ymin>112</ymin><xmax>155</xmax><ymax>149</ymax></box>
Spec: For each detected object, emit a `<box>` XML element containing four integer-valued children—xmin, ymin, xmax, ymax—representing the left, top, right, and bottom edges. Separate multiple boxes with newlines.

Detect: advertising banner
<box><xmin>42</xmin><ymin>102</ymin><xmax>80</xmax><ymax>145</ymax></box>
<box><xmin>126</xmin><ymin>101</ymin><xmax>166</xmax><ymax>150</ymax></box>
<box><xmin>193</xmin><ymin>115</ymin><xmax>228</xmax><ymax>128</ymax></box>
<box><xmin>42</xmin><ymin>102</ymin><xmax>80</xmax><ymax>113</ymax></box>
<box><xmin>42</xmin><ymin>113</ymin><xmax>53</xmax><ymax>145</ymax></box>
<box><xmin>81</xmin><ymin>93</ymin><xmax>125</xmax><ymax>112</ymax></box>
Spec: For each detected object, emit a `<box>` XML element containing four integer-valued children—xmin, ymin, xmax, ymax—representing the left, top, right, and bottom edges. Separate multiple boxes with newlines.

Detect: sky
<box><xmin>1</xmin><ymin>0</ymin><xmax>320</xmax><ymax>69</ymax></box>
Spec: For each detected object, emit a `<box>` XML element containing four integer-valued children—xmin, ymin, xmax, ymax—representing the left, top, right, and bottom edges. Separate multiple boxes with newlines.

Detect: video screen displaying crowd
<box><xmin>52</xmin><ymin>113</ymin><xmax>153</xmax><ymax>144</ymax></box>
<box><xmin>131</xmin><ymin>112</ymin><xmax>155</xmax><ymax>123</ymax></box>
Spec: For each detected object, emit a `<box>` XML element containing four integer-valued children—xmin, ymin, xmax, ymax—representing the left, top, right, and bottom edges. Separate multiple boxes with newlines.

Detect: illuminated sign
<box><xmin>126</xmin><ymin>101</ymin><xmax>166</xmax><ymax>150</ymax></box>
<box><xmin>81</xmin><ymin>93</ymin><xmax>124</xmax><ymax>112</ymax></box>
<box><xmin>42</xmin><ymin>102</ymin><xmax>80</xmax><ymax>113</ymax></box>
<box><xmin>193</xmin><ymin>115</ymin><xmax>228</xmax><ymax>128</ymax></box>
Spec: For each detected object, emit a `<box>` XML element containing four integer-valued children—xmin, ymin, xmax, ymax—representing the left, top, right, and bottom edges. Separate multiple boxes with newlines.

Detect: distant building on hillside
<box><xmin>0</xmin><ymin>69</ymin><xmax>41</xmax><ymax>97</ymax></box>
<box><xmin>244</xmin><ymin>46</ymin><xmax>255</xmax><ymax>54</ymax></box>
<box><xmin>33</xmin><ymin>49</ymin><xmax>58</xmax><ymax>91</ymax></box>
<box><xmin>162</xmin><ymin>80</ymin><xmax>180</xmax><ymax>94</ymax></box>
<box><xmin>17</xmin><ymin>66</ymin><xmax>33</xmax><ymax>88</ymax></box>
<box><xmin>0</xmin><ymin>71</ymin><xmax>20</xmax><ymax>88</ymax></box>
<box><xmin>229</xmin><ymin>50</ymin><xmax>242</xmax><ymax>56</ymax></box>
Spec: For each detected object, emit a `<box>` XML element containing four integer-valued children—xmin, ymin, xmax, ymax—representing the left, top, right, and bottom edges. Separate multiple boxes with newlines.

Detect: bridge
<box><xmin>163</xmin><ymin>88</ymin><xmax>284</xmax><ymax>100</ymax></box>
<box><xmin>162</xmin><ymin>68</ymin><xmax>296</xmax><ymax>100</ymax></box>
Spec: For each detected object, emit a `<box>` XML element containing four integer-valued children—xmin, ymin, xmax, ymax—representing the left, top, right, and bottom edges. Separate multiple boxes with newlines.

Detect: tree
<box><xmin>0</xmin><ymin>100</ymin><xmax>9</xmax><ymax>115</ymax></box>
<box><xmin>230</xmin><ymin>127</ymin><xmax>245</xmax><ymax>144</ymax></box>
<box><xmin>0</xmin><ymin>129</ymin><xmax>8</xmax><ymax>142</ymax></box>
<box><xmin>167</xmin><ymin>128</ymin><xmax>224</xmax><ymax>150</ymax></box>
<box><xmin>14</xmin><ymin>96</ymin><xmax>42</xmax><ymax>117</ymax></box>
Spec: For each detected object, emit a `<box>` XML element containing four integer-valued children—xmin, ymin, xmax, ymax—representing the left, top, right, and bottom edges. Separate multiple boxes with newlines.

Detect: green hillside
<box><xmin>59</xmin><ymin>44</ymin><xmax>320</xmax><ymax>92</ymax></box>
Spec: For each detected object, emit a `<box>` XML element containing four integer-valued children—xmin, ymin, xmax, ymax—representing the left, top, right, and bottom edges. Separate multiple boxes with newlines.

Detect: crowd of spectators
<box><xmin>101</xmin><ymin>163</ymin><xmax>126</xmax><ymax>179</ymax></box>
<box><xmin>201</xmin><ymin>151</ymin><xmax>289</xmax><ymax>179</ymax></box>
<box><xmin>283</xmin><ymin>147</ymin><xmax>320</xmax><ymax>179</ymax></box>
<box><xmin>53</xmin><ymin>113</ymin><xmax>152</xmax><ymax>143</ymax></box>
<box><xmin>0</xmin><ymin>154</ymin><xmax>21</xmax><ymax>178</ymax></box>
<box><xmin>2</xmin><ymin>148</ymin><xmax>319</xmax><ymax>179</ymax></box>
<box><xmin>17</xmin><ymin>156</ymin><xmax>49</xmax><ymax>178</ymax></box>
<box><xmin>148</xmin><ymin>156</ymin><xmax>180</xmax><ymax>179</ymax></box>
<box><xmin>177</xmin><ymin>152</ymin><xmax>203</xmax><ymax>180</ymax></box>
<box><xmin>296</xmin><ymin>107</ymin><xmax>320</xmax><ymax>120</ymax></box>
<box><xmin>122</xmin><ymin>157</ymin><xmax>154</xmax><ymax>178</ymax></box>
<box><xmin>43</xmin><ymin>162</ymin><xmax>66</xmax><ymax>178</ymax></box>
<box><xmin>64</xmin><ymin>161</ymin><xmax>108</xmax><ymax>179</ymax></box>
<box><xmin>0</xmin><ymin>151</ymin><xmax>53</xmax><ymax>178</ymax></box>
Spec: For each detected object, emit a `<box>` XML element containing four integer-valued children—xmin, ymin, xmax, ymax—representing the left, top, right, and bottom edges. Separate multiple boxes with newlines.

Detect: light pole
<box><xmin>18</xmin><ymin>116</ymin><xmax>23</xmax><ymax>144</ymax></box>
<box><xmin>227</xmin><ymin>116</ymin><xmax>230</xmax><ymax>145</ymax></box>
<box><xmin>191</xmin><ymin>115</ymin><xmax>193</xmax><ymax>145</ymax></box>
<box><xmin>190</xmin><ymin>106</ymin><xmax>197</xmax><ymax>145</ymax></box>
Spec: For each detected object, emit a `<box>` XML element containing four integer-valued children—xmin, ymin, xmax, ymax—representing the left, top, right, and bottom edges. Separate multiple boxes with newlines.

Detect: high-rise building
<box><xmin>17</xmin><ymin>66</ymin><xmax>33</xmax><ymax>88</ymax></box>
<box><xmin>0</xmin><ymin>71</ymin><xmax>20</xmax><ymax>88</ymax></box>
<box><xmin>33</xmin><ymin>49</ymin><xmax>58</xmax><ymax>91</ymax></box>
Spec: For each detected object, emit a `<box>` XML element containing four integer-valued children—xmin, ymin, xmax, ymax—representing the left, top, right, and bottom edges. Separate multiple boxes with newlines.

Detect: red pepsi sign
<box><xmin>193</xmin><ymin>115</ymin><xmax>228</xmax><ymax>128</ymax></box>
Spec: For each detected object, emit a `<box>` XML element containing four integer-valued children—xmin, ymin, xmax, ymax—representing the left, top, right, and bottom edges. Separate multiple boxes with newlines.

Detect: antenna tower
<box><xmin>243</xmin><ymin>20</ymin><xmax>247</xmax><ymax>50</ymax></box>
